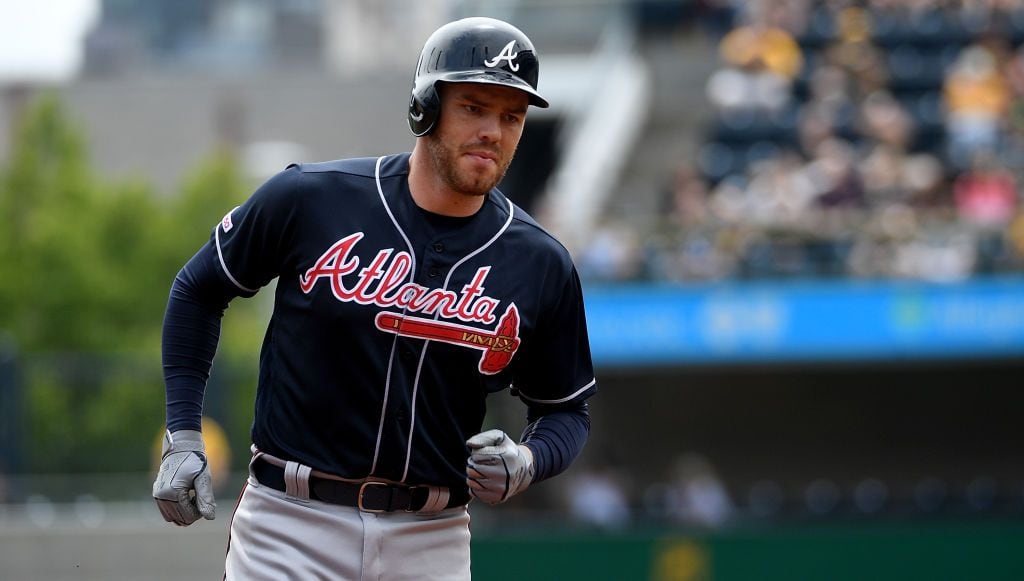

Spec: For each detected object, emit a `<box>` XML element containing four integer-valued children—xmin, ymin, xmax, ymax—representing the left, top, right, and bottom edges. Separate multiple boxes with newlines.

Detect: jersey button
<box><xmin>428</xmin><ymin>268</ymin><xmax>439</xmax><ymax>278</ymax></box>
<box><xmin>432</xmin><ymin>242</ymin><xmax>444</xmax><ymax>253</ymax></box>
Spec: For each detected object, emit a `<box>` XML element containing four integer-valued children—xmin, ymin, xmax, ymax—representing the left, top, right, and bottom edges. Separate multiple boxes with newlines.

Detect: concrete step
<box><xmin>603</xmin><ymin>32</ymin><xmax>718</xmax><ymax>231</ymax></box>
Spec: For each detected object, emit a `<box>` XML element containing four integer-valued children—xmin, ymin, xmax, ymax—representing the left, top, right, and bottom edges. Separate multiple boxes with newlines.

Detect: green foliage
<box><xmin>23</xmin><ymin>366</ymin><xmax>76</xmax><ymax>471</ymax></box>
<box><xmin>0</xmin><ymin>94</ymin><xmax>173</xmax><ymax>352</ymax></box>
<box><xmin>22</xmin><ymin>355</ymin><xmax>164</xmax><ymax>473</ymax></box>
<box><xmin>0</xmin><ymin>93</ymin><xmax>268</xmax><ymax>474</ymax></box>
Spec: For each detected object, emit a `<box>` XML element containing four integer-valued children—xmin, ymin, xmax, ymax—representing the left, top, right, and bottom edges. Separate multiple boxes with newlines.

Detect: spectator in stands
<box><xmin>743</xmin><ymin>153</ymin><xmax>819</xmax><ymax>226</ymax></box>
<box><xmin>860</xmin><ymin>142</ymin><xmax>907</xmax><ymax>204</ymax></box>
<box><xmin>893</xmin><ymin>231</ymin><xmax>978</xmax><ymax>282</ymax></box>
<box><xmin>949</xmin><ymin>0</ymin><xmax>1021</xmax><ymax>36</ymax></box>
<box><xmin>665</xmin><ymin>160</ymin><xmax>711</xmax><ymax>229</ymax></box>
<box><xmin>998</xmin><ymin>41</ymin><xmax>1024</xmax><ymax>171</ymax></box>
<box><xmin>565</xmin><ymin>462</ymin><xmax>631</xmax><ymax>530</ymax></box>
<box><xmin>806</xmin><ymin>64</ymin><xmax>857</xmax><ymax>126</ymax></box>
<box><xmin>665</xmin><ymin>453</ymin><xmax>735</xmax><ymax>529</ymax></box>
<box><xmin>705</xmin><ymin>58</ymin><xmax>793</xmax><ymax>117</ymax></box>
<box><xmin>804</xmin><ymin>137</ymin><xmax>866</xmax><ymax>209</ymax></box>
<box><xmin>953</xmin><ymin>150</ymin><xmax>1018</xmax><ymax>227</ymax></box>
<box><xmin>901</xmin><ymin>152</ymin><xmax>948</xmax><ymax>208</ymax></box>
<box><xmin>706</xmin><ymin>0</ymin><xmax>804</xmax><ymax>117</ymax></box>
<box><xmin>855</xmin><ymin>90</ymin><xmax>949</xmax><ymax>209</ymax></box>
<box><xmin>824</xmin><ymin>6</ymin><xmax>889</xmax><ymax>100</ymax></box>
<box><xmin>859</xmin><ymin>90</ymin><xmax>913</xmax><ymax>150</ymax></box>
<box><xmin>718</xmin><ymin>0</ymin><xmax>805</xmax><ymax>80</ymax></box>
<box><xmin>797</xmin><ymin>101</ymin><xmax>841</xmax><ymax>158</ymax></box>
<box><xmin>613</xmin><ymin>0</ymin><xmax>1024</xmax><ymax>284</ymax></box>
<box><xmin>943</xmin><ymin>43</ymin><xmax>1010</xmax><ymax>169</ymax></box>
<box><xmin>577</xmin><ymin>219</ymin><xmax>646</xmax><ymax>282</ymax></box>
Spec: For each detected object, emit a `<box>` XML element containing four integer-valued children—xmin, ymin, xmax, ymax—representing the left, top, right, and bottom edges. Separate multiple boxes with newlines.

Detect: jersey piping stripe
<box><xmin>369</xmin><ymin>155</ymin><xmax>418</xmax><ymax>477</ymax></box>
<box><xmin>442</xmin><ymin>197</ymin><xmax>516</xmax><ymax>282</ymax></box>
<box><xmin>372</xmin><ymin>337</ymin><xmax>402</xmax><ymax>476</ymax></box>
<box><xmin>401</xmin><ymin>197</ymin><xmax>517</xmax><ymax>482</ymax></box>
<box><xmin>372</xmin><ymin>156</ymin><xmax>417</xmax><ymax>267</ymax></box>
<box><xmin>214</xmin><ymin>222</ymin><xmax>258</xmax><ymax>294</ymax></box>
<box><xmin>518</xmin><ymin>377</ymin><xmax>596</xmax><ymax>404</ymax></box>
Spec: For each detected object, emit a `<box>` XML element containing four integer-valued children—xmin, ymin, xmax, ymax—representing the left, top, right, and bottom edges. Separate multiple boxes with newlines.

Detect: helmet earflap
<box><xmin>408</xmin><ymin>79</ymin><xmax>441</xmax><ymax>137</ymax></box>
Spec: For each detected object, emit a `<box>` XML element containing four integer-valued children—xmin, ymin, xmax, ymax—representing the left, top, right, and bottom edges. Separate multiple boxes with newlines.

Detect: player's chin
<box><xmin>455</xmin><ymin>167</ymin><xmax>501</xmax><ymax>195</ymax></box>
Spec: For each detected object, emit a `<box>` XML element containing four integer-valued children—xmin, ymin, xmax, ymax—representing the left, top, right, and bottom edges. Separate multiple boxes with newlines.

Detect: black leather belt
<box><xmin>252</xmin><ymin>458</ymin><xmax>469</xmax><ymax>512</ymax></box>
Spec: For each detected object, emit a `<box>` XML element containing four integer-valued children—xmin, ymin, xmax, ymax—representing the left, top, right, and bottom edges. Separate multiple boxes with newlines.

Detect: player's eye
<box><xmin>503</xmin><ymin>113</ymin><xmax>522</xmax><ymax>124</ymax></box>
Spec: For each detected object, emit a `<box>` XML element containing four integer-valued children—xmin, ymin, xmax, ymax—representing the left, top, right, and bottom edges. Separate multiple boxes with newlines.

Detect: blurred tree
<box><xmin>0</xmin><ymin>93</ymin><xmax>266</xmax><ymax>474</ymax></box>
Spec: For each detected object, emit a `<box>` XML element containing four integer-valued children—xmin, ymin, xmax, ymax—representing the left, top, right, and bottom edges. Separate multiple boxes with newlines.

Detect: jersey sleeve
<box><xmin>163</xmin><ymin>243</ymin><xmax>236</xmax><ymax>432</ymax></box>
<box><xmin>520</xmin><ymin>401</ymin><xmax>591</xmax><ymax>482</ymax></box>
<box><xmin>211</xmin><ymin>164</ymin><xmax>304</xmax><ymax>294</ymax></box>
<box><xmin>513</xmin><ymin>263</ymin><xmax>597</xmax><ymax>407</ymax></box>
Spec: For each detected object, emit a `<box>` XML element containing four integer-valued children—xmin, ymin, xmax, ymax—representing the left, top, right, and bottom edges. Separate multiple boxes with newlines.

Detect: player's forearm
<box><xmin>162</xmin><ymin>246</ymin><xmax>235</xmax><ymax>431</ymax></box>
<box><xmin>520</xmin><ymin>405</ymin><xmax>590</xmax><ymax>483</ymax></box>
<box><xmin>163</xmin><ymin>291</ymin><xmax>221</xmax><ymax>431</ymax></box>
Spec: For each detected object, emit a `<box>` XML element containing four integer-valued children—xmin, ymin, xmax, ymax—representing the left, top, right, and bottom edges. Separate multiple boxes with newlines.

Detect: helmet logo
<box><xmin>484</xmin><ymin>41</ymin><xmax>520</xmax><ymax>71</ymax></box>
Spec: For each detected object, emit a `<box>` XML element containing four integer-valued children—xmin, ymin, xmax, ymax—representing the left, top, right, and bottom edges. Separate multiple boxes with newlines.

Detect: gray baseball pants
<box><xmin>224</xmin><ymin>478</ymin><xmax>472</xmax><ymax>580</ymax></box>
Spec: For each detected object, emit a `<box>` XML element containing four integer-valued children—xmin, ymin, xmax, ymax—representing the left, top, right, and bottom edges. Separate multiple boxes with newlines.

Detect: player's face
<box><xmin>426</xmin><ymin>83</ymin><xmax>529</xmax><ymax>197</ymax></box>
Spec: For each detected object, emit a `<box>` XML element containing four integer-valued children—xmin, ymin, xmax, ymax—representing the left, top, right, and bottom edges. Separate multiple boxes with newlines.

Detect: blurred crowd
<box><xmin>562</xmin><ymin>452</ymin><xmax>1015</xmax><ymax>530</ymax></box>
<box><xmin>580</xmin><ymin>0</ymin><xmax>1024</xmax><ymax>283</ymax></box>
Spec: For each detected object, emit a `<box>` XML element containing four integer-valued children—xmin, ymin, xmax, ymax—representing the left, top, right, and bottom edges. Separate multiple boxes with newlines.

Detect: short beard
<box><xmin>425</xmin><ymin>133</ymin><xmax>514</xmax><ymax>197</ymax></box>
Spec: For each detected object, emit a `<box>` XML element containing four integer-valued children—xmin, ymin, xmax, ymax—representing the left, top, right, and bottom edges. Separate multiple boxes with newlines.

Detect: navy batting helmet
<box><xmin>408</xmin><ymin>17</ymin><xmax>550</xmax><ymax>136</ymax></box>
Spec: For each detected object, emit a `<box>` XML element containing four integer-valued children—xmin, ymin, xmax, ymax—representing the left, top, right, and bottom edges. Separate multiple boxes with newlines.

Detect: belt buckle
<box><xmin>357</xmin><ymin>481</ymin><xmax>390</xmax><ymax>513</ymax></box>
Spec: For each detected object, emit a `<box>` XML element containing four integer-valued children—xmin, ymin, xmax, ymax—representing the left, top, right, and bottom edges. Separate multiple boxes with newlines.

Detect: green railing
<box><xmin>471</xmin><ymin>521</ymin><xmax>1024</xmax><ymax>581</ymax></box>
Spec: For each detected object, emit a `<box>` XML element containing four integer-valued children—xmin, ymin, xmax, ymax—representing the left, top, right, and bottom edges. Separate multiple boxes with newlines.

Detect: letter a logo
<box><xmin>484</xmin><ymin>41</ymin><xmax>519</xmax><ymax>72</ymax></box>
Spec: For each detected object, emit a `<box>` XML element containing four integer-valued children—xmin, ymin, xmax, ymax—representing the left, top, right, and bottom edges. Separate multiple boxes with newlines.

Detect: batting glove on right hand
<box><xmin>466</xmin><ymin>429</ymin><xmax>535</xmax><ymax>505</ymax></box>
<box><xmin>152</xmin><ymin>429</ymin><xmax>216</xmax><ymax>526</ymax></box>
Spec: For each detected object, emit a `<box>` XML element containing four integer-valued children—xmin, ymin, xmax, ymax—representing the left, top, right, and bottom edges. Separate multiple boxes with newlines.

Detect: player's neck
<box><xmin>408</xmin><ymin>146</ymin><xmax>486</xmax><ymax>218</ymax></box>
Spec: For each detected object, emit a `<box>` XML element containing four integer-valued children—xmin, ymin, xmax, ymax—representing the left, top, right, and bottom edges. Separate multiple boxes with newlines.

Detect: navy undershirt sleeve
<box><xmin>520</xmin><ymin>401</ymin><xmax>591</xmax><ymax>483</ymax></box>
<box><xmin>162</xmin><ymin>243</ymin><xmax>240</xmax><ymax>432</ymax></box>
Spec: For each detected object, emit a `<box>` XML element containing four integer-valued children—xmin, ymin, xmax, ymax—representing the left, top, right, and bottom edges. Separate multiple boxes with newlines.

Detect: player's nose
<box><xmin>476</xmin><ymin>114</ymin><xmax>502</xmax><ymax>142</ymax></box>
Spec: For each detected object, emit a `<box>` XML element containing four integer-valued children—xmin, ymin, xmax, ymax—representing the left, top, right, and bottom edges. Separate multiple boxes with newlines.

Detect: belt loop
<box><xmin>417</xmin><ymin>486</ymin><xmax>450</xmax><ymax>515</ymax></box>
<box><xmin>247</xmin><ymin>446</ymin><xmax>265</xmax><ymax>486</ymax></box>
<box><xmin>284</xmin><ymin>461</ymin><xmax>313</xmax><ymax>501</ymax></box>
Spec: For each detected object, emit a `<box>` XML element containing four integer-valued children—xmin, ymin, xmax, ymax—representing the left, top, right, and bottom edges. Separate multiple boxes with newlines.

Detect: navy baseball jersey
<box><xmin>206</xmin><ymin>153</ymin><xmax>595</xmax><ymax>491</ymax></box>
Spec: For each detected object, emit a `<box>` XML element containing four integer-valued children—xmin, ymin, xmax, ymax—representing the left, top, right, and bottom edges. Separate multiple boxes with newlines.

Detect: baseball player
<box><xmin>152</xmin><ymin>17</ymin><xmax>597</xmax><ymax>580</ymax></box>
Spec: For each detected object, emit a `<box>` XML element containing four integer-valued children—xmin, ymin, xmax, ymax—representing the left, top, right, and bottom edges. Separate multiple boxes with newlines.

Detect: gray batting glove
<box><xmin>466</xmin><ymin>429</ymin><xmax>535</xmax><ymax>505</ymax></box>
<box><xmin>152</xmin><ymin>429</ymin><xmax>216</xmax><ymax>526</ymax></box>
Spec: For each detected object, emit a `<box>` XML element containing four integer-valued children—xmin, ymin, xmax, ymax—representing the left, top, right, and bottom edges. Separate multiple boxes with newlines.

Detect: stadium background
<box><xmin>1</xmin><ymin>0</ymin><xmax>1023</xmax><ymax>579</ymax></box>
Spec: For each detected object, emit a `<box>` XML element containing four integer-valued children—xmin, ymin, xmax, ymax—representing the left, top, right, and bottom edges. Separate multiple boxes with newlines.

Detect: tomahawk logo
<box><xmin>375</xmin><ymin>306</ymin><xmax>521</xmax><ymax>375</ymax></box>
<box><xmin>484</xmin><ymin>41</ymin><xmax>519</xmax><ymax>71</ymax></box>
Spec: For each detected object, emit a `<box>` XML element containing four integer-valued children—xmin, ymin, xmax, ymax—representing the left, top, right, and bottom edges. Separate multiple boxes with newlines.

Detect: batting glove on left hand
<box><xmin>152</xmin><ymin>429</ymin><xmax>216</xmax><ymax>526</ymax></box>
<box><xmin>466</xmin><ymin>429</ymin><xmax>535</xmax><ymax>505</ymax></box>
